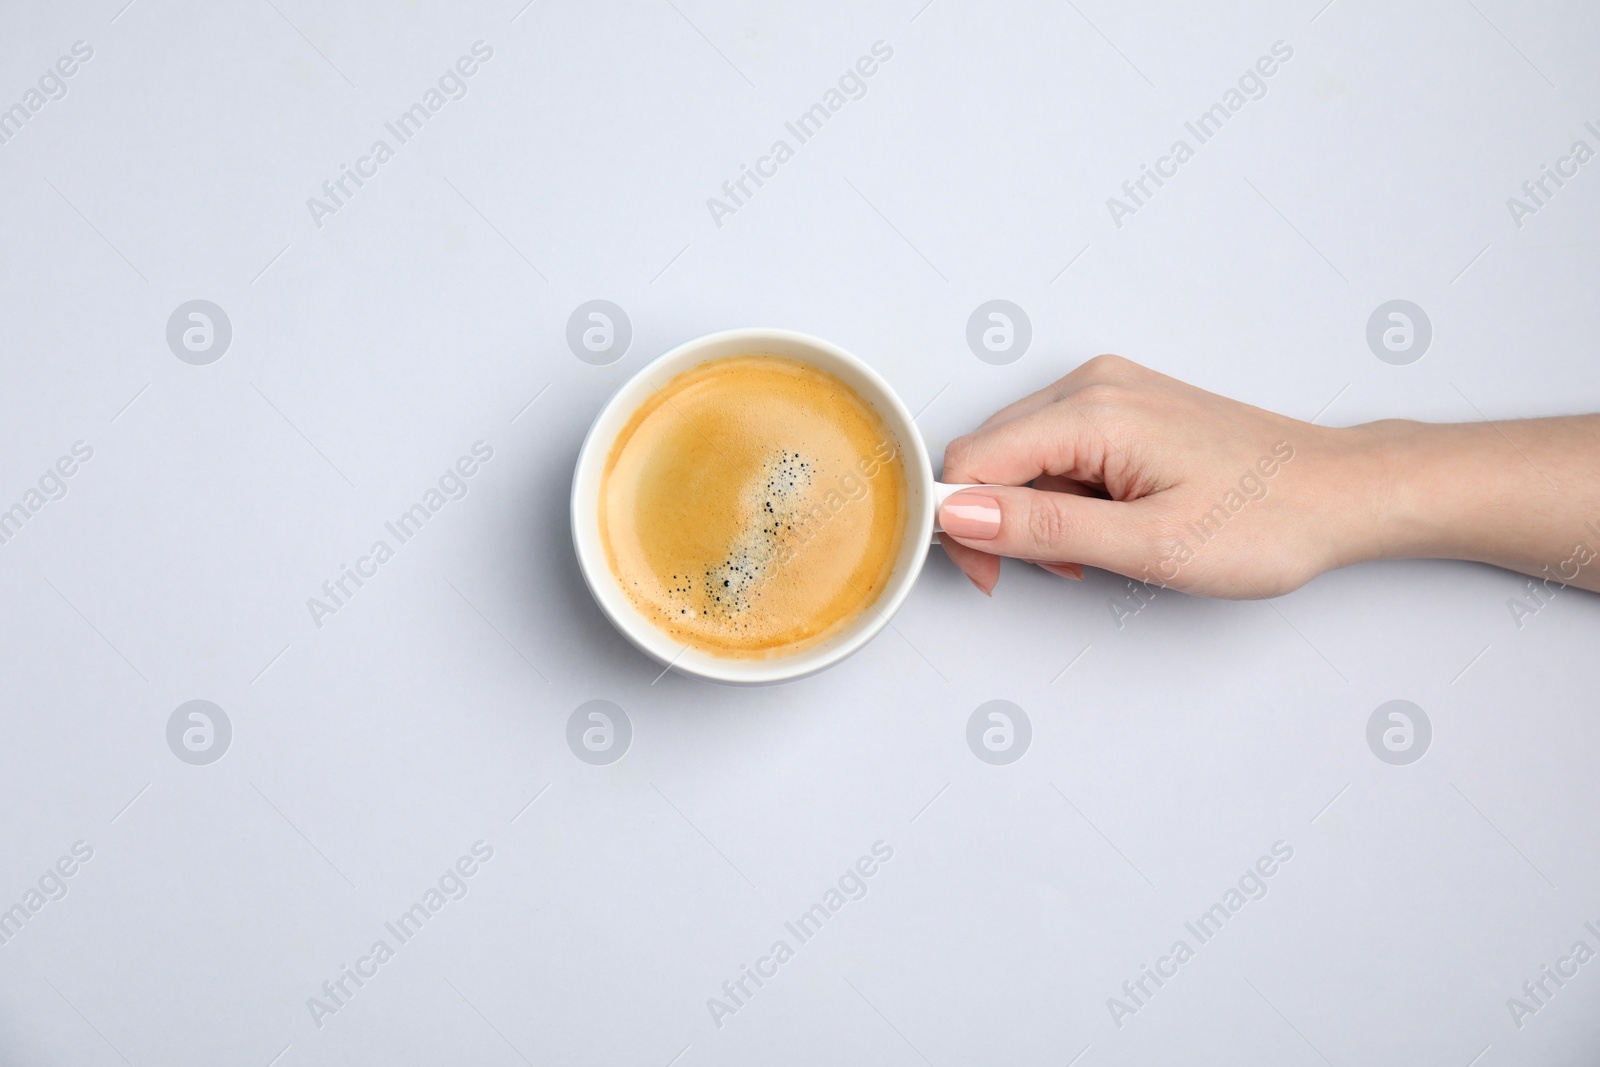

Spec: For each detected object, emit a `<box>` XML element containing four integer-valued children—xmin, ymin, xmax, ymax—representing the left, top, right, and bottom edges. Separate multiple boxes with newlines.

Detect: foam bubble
<box><xmin>670</xmin><ymin>449</ymin><xmax>815</xmax><ymax>627</ymax></box>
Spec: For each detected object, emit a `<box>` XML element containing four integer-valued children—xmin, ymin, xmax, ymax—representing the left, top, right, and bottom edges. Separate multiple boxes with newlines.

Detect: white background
<box><xmin>1</xmin><ymin>1</ymin><xmax>1598</xmax><ymax>1064</ymax></box>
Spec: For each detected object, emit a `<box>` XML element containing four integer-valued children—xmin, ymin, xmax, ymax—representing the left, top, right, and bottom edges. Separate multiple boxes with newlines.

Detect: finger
<box><xmin>1027</xmin><ymin>479</ymin><xmax>1096</xmax><ymax>575</ymax></box>
<box><xmin>1031</xmin><ymin>473</ymin><xmax>1104</xmax><ymax>497</ymax></box>
<box><xmin>972</xmin><ymin>381</ymin><xmax>1064</xmax><ymax>432</ymax></box>
<box><xmin>1022</xmin><ymin>558</ymin><xmax>1085</xmax><ymax>580</ymax></box>
<box><xmin>937</xmin><ymin>533</ymin><xmax>1000</xmax><ymax>595</ymax></box>
<box><xmin>968</xmin><ymin>354</ymin><xmax>1141</xmax><ymax>433</ymax></box>
<box><xmin>939</xmin><ymin>485</ymin><xmax>1153</xmax><ymax>574</ymax></box>
<box><xmin>943</xmin><ymin>398</ymin><xmax>1120</xmax><ymax>489</ymax></box>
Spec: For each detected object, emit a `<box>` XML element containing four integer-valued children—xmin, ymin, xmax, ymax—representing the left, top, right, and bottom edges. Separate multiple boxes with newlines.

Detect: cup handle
<box><xmin>930</xmin><ymin>482</ymin><xmax>998</xmax><ymax>539</ymax></box>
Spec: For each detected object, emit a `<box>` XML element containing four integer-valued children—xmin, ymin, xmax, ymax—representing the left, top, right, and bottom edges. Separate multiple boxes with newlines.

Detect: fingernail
<box><xmin>941</xmin><ymin>493</ymin><xmax>1001</xmax><ymax>540</ymax></box>
<box><xmin>965</xmin><ymin>572</ymin><xmax>994</xmax><ymax>597</ymax></box>
<box><xmin>1038</xmin><ymin>562</ymin><xmax>1084</xmax><ymax>581</ymax></box>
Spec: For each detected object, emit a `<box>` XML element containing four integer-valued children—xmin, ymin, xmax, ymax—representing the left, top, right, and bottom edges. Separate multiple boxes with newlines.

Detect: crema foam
<box><xmin>600</xmin><ymin>355</ymin><xmax>908</xmax><ymax>657</ymax></box>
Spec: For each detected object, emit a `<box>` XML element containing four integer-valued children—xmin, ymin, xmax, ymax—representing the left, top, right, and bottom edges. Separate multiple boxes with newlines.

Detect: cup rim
<box><xmin>569</xmin><ymin>327</ymin><xmax>935</xmax><ymax>685</ymax></box>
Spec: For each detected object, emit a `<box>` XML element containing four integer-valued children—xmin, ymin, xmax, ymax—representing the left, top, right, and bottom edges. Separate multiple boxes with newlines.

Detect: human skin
<box><xmin>936</xmin><ymin>354</ymin><xmax>1600</xmax><ymax>598</ymax></box>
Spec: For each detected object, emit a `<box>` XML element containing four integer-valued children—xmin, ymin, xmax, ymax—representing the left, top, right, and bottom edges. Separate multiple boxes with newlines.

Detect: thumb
<box><xmin>938</xmin><ymin>486</ymin><xmax>1153</xmax><ymax>576</ymax></box>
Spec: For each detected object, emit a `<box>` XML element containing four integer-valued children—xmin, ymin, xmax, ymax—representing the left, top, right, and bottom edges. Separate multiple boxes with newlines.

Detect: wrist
<box><xmin>1325</xmin><ymin>419</ymin><xmax>1462</xmax><ymax>566</ymax></box>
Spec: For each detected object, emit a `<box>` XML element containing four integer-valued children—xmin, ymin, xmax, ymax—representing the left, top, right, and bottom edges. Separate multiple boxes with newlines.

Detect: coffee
<box><xmin>599</xmin><ymin>355</ymin><xmax>908</xmax><ymax>658</ymax></box>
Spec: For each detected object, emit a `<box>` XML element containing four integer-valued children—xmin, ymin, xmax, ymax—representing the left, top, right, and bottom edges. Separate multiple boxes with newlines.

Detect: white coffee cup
<box><xmin>570</xmin><ymin>328</ymin><xmax>983</xmax><ymax>685</ymax></box>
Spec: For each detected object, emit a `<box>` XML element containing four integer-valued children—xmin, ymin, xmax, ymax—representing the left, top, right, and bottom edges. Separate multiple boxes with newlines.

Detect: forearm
<box><xmin>1342</xmin><ymin>415</ymin><xmax>1600</xmax><ymax>591</ymax></box>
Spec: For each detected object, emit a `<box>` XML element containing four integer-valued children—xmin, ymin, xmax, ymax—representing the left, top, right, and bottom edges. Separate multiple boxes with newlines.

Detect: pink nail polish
<box><xmin>940</xmin><ymin>494</ymin><xmax>1001</xmax><ymax>540</ymax></box>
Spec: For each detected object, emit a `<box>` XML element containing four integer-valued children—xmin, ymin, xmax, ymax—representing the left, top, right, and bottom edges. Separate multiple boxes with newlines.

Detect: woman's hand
<box><xmin>936</xmin><ymin>354</ymin><xmax>1600</xmax><ymax>597</ymax></box>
